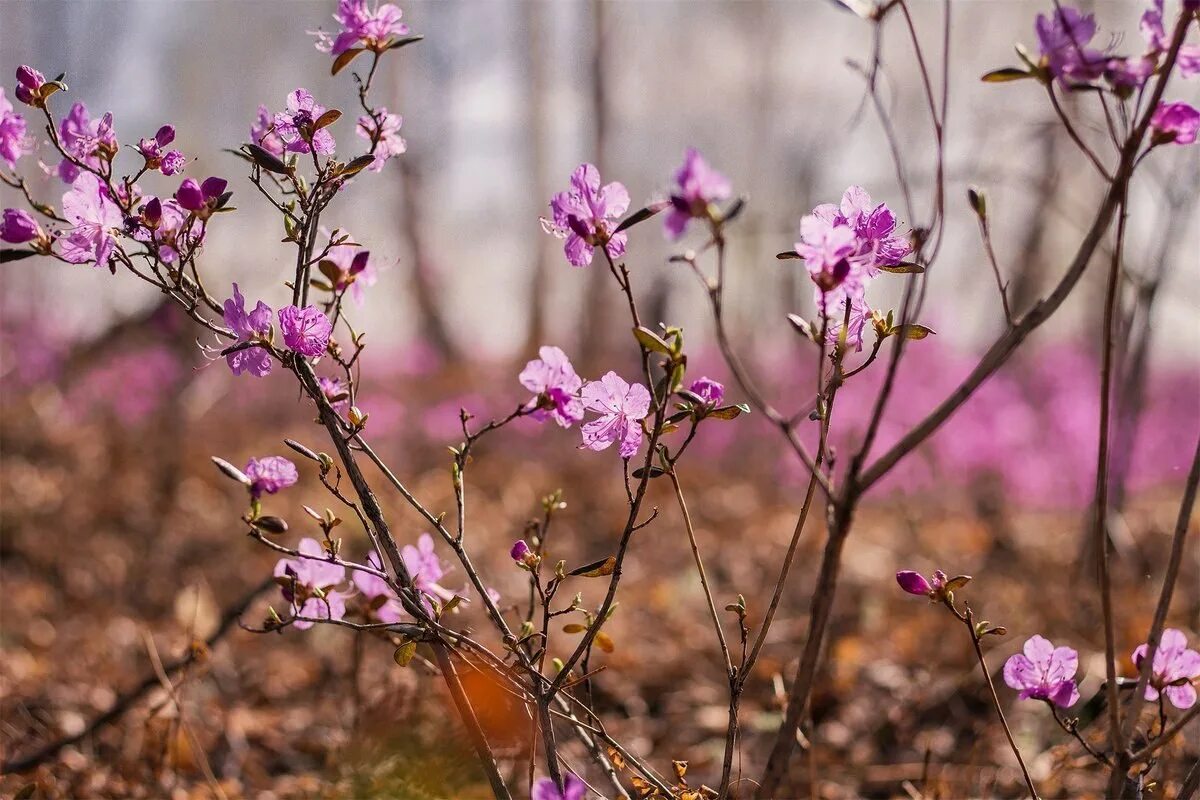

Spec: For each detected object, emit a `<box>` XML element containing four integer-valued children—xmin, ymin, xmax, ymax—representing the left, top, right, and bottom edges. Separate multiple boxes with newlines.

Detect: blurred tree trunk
<box><xmin>578</xmin><ymin>0</ymin><xmax>613</xmax><ymax>365</ymax></box>
<box><xmin>521</xmin><ymin>0</ymin><xmax>552</xmax><ymax>355</ymax></box>
<box><xmin>398</xmin><ymin>159</ymin><xmax>460</xmax><ymax>362</ymax></box>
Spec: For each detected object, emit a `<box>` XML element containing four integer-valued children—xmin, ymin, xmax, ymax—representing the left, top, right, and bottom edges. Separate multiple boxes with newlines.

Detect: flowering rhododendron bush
<box><xmin>2</xmin><ymin>1</ymin><xmax>1200</xmax><ymax>799</ymax></box>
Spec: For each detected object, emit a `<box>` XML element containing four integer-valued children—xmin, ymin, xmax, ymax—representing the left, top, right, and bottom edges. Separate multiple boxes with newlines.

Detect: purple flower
<box><xmin>222</xmin><ymin>283</ymin><xmax>273</xmax><ymax>377</ymax></box>
<box><xmin>137</xmin><ymin>125</ymin><xmax>184</xmax><ymax>175</ymax></box>
<box><xmin>688</xmin><ymin>377</ymin><xmax>725</xmax><ymax>407</ymax></box>
<box><xmin>56</xmin><ymin>102</ymin><xmax>117</xmax><ymax>183</ymax></box>
<box><xmin>352</xmin><ymin>550</ymin><xmax>405</xmax><ymax>624</ymax></box>
<box><xmin>1151</xmin><ymin>101</ymin><xmax>1200</xmax><ymax>145</ymax></box>
<box><xmin>545</xmin><ymin>163</ymin><xmax>629</xmax><ymax>268</ymax></box>
<box><xmin>580</xmin><ymin>371</ymin><xmax>652</xmax><ymax>459</ymax></box>
<box><xmin>532</xmin><ymin>774</ymin><xmax>587</xmax><ymax>800</ymax></box>
<box><xmin>896</xmin><ymin>570</ymin><xmax>934</xmax><ymax>596</ymax></box>
<box><xmin>1105</xmin><ymin>56</ymin><xmax>1156</xmax><ymax>91</ymax></box>
<box><xmin>824</xmin><ymin>295</ymin><xmax>872</xmax><ymax>352</ymax></box>
<box><xmin>279</xmin><ymin>305</ymin><xmax>333</xmax><ymax>358</ymax></box>
<box><xmin>245</xmin><ymin>455</ymin><xmax>299</xmax><ymax>497</ymax></box>
<box><xmin>60</xmin><ymin>173</ymin><xmax>123</xmax><ymax>267</ymax></box>
<box><xmin>0</xmin><ymin>88</ymin><xmax>30</xmax><ymax>168</ymax></box>
<box><xmin>797</xmin><ymin>215</ymin><xmax>856</xmax><ymax>297</ymax></box>
<box><xmin>664</xmin><ymin>148</ymin><xmax>731</xmax><ymax>240</ymax></box>
<box><xmin>1</xmin><ymin>208</ymin><xmax>40</xmax><ymax>244</ymax></box>
<box><xmin>1003</xmin><ymin>635</ymin><xmax>1081</xmax><ymax>707</ymax></box>
<box><xmin>273</xmin><ymin>537</ymin><xmax>347</xmax><ymax>630</ymax></box>
<box><xmin>356</xmin><ymin>109</ymin><xmax>405</xmax><ymax>171</ymax></box>
<box><xmin>273</xmin><ymin>89</ymin><xmax>336</xmax><ymax>156</ymax></box>
<box><xmin>250</xmin><ymin>104</ymin><xmax>285</xmax><ymax>157</ymax></box>
<box><xmin>510</xmin><ymin>540</ymin><xmax>532</xmax><ymax>562</ymax></box>
<box><xmin>313</xmin><ymin>0</ymin><xmax>410</xmax><ymax>56</ymax></box>
<box><xmin>175</xmin><ymin>176</ymin><xmax>228</xmax><ymax>215</ymax></box>
<box><xmin>1132</xmin><ymin>628</ymin><xmax>1200</xmax><ymax>709</ymax></box>
<box><xmin>402</xmin><ymin>533</ymin><xmax>456</xmax><ymax>609</ymax></box>
<box><xmin>14</xmin><ymin>65</ymin><xmax>44</xmax><ymax>106</ymax></box>
<box><xmin>135</xmin><ymin>196</ymin><xmax>203</xmax><ymax>263</ymax></box>
<box><xmin>1035</xmin><ymin>5</ymin><xmax>1107</xmax><ymax>83</ymax></box>
<box><xmin>321</xmin><ymin>235</ymin><xmax>376</xmax><ymax>304</ymax></box>
<box><xmin>318</xmin><ymin>376</ymin><xmax>350</xmax><ymax>409</ymax></box>
<box><xmin>520</xmin><ymin>346</ymin><xmax>585</xmax><ymax>428</ymax></box>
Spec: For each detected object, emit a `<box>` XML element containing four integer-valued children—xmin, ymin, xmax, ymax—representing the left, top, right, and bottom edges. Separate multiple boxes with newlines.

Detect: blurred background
<box><xmin>2</xmin><ymin>1</ymin><xmax>1199</xmax><ymax>798</ymax></box>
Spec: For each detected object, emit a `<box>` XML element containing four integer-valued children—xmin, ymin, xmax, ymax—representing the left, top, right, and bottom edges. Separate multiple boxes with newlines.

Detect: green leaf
<box><xmin>718</xmin><ymin>197</ymin><xmax>746</xmax><ymax>224</ymax></box>
<box><xmin>244</xmin><ymin>143</ymin><xmax>291</xmax><ymax>174</ymax></box>
<box><xmin>339</xmin><ymin>154</ymin><xmax>377</xmax><ymax>177</ymax></box>
<box><xmin>562</xmin><ymin>623</ymin><xmax>587</xmax><ymax>634</ymax></box>
<box><xmin>707</xmin><ymin>404</ymin><xmax>747</xmax><ymax>421</ymax></box>
<box><xmin>981</xmin><ymin>67</ymin><xmax>1034</xmax><ymax>83</ymax></box>
<box><xmin>393</xmin><ymin>639</ymin><xmax>417</xmax><ymax>667</ymax></box>
<box><xmin>877</xmin><ymin>261</ymin><xmax>925</xmax><ymax>274</ymax></box>
<box><xmin>332</xmin><ymin>47</ymin><xmax>366</xmax><ymax>76</ymax></box>
<box><xmin>613</xmin><ymin>205</ymin><xmax>661</xmax><ymax>234</ymax></box>
<box><xmin>386</xmin><ymin>34</ymin><xmax>425</xmax><ymax>51</ymax></box>
<box><xmin>1</xmin><ymin>249</ymin><xmax>38</xmax><ymax>263</ymax></box>
<box><xmin>967</xmin><ymin>186</ymin><xmax>987</xmax><ymax>219</ymax></box>
<box><xmin>633</xmin><ymin>326</ymin><xmax>672</xmax><ymax>354</ymax></box>
<box><xmin>569</xmin><ymin>556</ymin><xmax>616</xmax><ymax>577</ymax></box>
<box><xmin>631</xmin><ymin>465</ymin><xmax>667</xmax><ymax>480</ymax></box>
<box><xmin>894</xmin><ymin>323</ymin><xmax>936</xmax><ymax>340</ymax></box>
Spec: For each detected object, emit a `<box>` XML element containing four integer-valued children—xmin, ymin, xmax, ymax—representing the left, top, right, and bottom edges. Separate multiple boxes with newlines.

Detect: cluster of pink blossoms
<box><xmin>311</xmin><ymin>0</ymin><xmax>409</xmax><ymax>57</ymax></box>
<box><xmin>0</xmin><ymin>87</ymin><xmax>31</xmax><ymax>168</ymax></box>
<box><xmin>1033</xmin><ymin>2</ymin><xmax>1200</xmax><ymax>144</ymax></box>
<box><xmin>796</xmin><ymin>185</ymin><xmax>912</xmax><ymax>350</ymax></box>
<box><xmin>220</xmin><ymin>284</ymin><xmax>335</xmax><ymax>377</ymax></box>
<box><xmin>519</xmin><ymin>346</ymin><xmax>655</xmax><ymax>459</ymax></box>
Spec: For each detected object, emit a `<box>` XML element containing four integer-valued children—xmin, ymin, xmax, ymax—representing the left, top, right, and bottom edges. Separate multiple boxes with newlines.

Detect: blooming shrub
<box><xmin>2</xmin><ymin>1</ymin><xmax>1199</xmax><ymax>799</ymax></box>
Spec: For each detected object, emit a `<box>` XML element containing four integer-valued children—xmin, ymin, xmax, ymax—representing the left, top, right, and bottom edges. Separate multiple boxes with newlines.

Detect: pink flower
<box><xmin>222</xmin><ymin>283</ymin><xmax>273</xmax><ymax>377</ymax></box>
<box><xmin>796</xmin><ymin>215</ymin><xmax>856</xmax><ymax>297</ymax></box>
<box><xmin>1132</xmin><ymin>628</ymin><xmax>1200</xmax><ymax>709</ymax></box>
<box><xmin>135</xmin><ymin>196</ymin><xmax>203</xmax><ymax>263</ymax></box>
<box><xmin>1</xmin><ymin>208</ymin><xmax>40</xmax><ymax>244</ymax></box>
<box><xmin>1151</xmin><ymin>101</ymin><xmax>1200</xmax><ymax>145</ymax></box>
<box><xmin>56</xmin><ymin>102</ymin><xmax>116</xmax><ymax>184</ymax></box>
<box><xmin>60</xmin><ymin>173</ymin><xmax>123</xmax><ymax>267</ymax></box>
<box><xmin>274</xmin><ymin>89</ymin><xmax>336</xmax><ymax>156</ymax></box>
<box><xmin>896</xmin><ymin>570</ymin><xmax>934</xmax><ymax>596</ymax></box>
<box><xmin>519</xmin><ymin>346</ymin><xmax>585</xmax><ymax>428</ymax></box>
<box><xmin>532</xmin><ymin>774</ymin><xmax>587</xmax><ymax>800</ymax></box>
<box><xmin>250</xmin><ymin>104</ymin><xmax>285</xmax><ymax>157</ymax></box>
<box><xmin>245</xmin><ymin>455</ymin><xmax>298</xmax><ymax>497</ymax></box>
<box><xmin>402</xmin><ymin>533</ymin><xmax>456</xmax><ymax>609</ymax></box>
<box><xmin>1035</xmin><ymin>5</ymin><xmax>1107</xmax><ymax>83</ymax></box>
<box><xmin>14</xmin><ymin>65</ymin><xmax>44</xmax><ymax>106</ymax></box>
<box><xmin>175</xmin><ymin>176</ymin><xmax>228</xmax><ymax>215</ymax></box>
<box><xmin>318</xmin><ymin>376</ymin><xmax>350</xmax><ymax>409</ymax></box>
<box><xmin>313</xmin><ymin>0</ymin><xmax>410</xmax><ymax>56</ymax></box>
<box><xmin>1105</xmin><ymin>56</ymin><xmax>1156</xmax><ymax>91</ymax></box>
<box><xmin>321</xmin><ymin>234</ymin><xmax>375</xmax><ymax>304</ymax></box>
<box><xmin>0</xmin><ymin>88</ymin><xmax>30</xmax><ymax>168</ymax></box>
<box><xmin>510</xmin><ymin>540</ymin><xmax>532</xmax><ymax>562</ymax></box>
<box><xmin>824</xmin><ymin>295</ymin><xmax>871</xmax><ymax>352</ymax></box>
<box><xmin>664</xmin><ymin>148</ymin><xmax>731</xmax><ymax>240</ymax></box>
<box><xmin>545</xmin><ymin>163</ymin><xmax>629</xmax><ymax>268</ymax></box>
<box><xmin>356</xmin><ymin>109</ymin><xmax>405</xmax><ymax>171</ymax></box>
<box><xmin>688</xmin><ymin>377</ymin><xmax>725</xmax><ymax>407</ymax></box>
<box><xmin>274</xmin><ymin>537</ymin><xmax>347</xmax><ymax>630</ymax></box>
<box><xmin>136</xmin><ymin>125</ymin><xmax>184</xmax><ymax>175</ymax></box>
<box><xmin>580</xmin><ymin>371</ymin><xmax>652</xmax><ymax>459</ymax></box>
<box><xmin>279</xmin><ymin>305</ymin><xmax>333</xmax><ymax>358</ymax></box>
<box><xmin>1003</xmin><ymin>635</ymin><xmax>1081</xmax><ymax>707</ymax></box>
<box><xmin>352</xmin><ymin>551</ymin><xmax>405</xmax><ymax>624</ymax></box>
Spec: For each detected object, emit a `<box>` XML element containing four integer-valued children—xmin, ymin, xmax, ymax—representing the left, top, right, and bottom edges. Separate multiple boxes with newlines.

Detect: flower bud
<box><xmin>510</xmin><ymin>540</ymin><xmax>531</xmax><ymax>562</ymax></box>
<box><xmin>15</xmin><ymin>65</ymin><xmax>45</xmax><ymax>106</ymax></box>
<box><xmin>895</xmin><ymin>570</ymin><xmax>933</xmax><ymax>596</ymax></box>
<box><xmin>0</xmin><ymin>208</ymin><xmax>41</xmax><ymax>244</ymax></box>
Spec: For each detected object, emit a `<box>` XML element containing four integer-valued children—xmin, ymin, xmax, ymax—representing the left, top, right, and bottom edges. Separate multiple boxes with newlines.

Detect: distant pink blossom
<box><xmin>1151</xmin><ymin>101</ymin><xmax>1200</xmax><ymax>144</ymax></box>
<box><xmin>245</xmin><ymin>455</ymin><xmax>298</xmax><ymax>497</ymax></box>
<box><xmin>250</xmin><ymin>104</ymin><xmax>285</xmax><ymax>157</ymax></box>
<box><xmin>356</xmin><ymin>109</ymin><xmax>405</xmax><ymax>170</ymax></box>
<box><xmin>824</xmin><ymin>295</ymin><xmax>871</xmax><ymax>352</ymax></box>
<box><xmin>532</xmin><ymin>774</ymin><xmax>587</xmax><ymax>800</ymax></box>
<box><xmin>402</xmin><ymin>533</ymin><xmax>456</xmax><ymax>610</ymax></box>
<box><xmin>0</xmin><ymin>88</ymin><xmax>30</xmax><ymax>168</ymax></box>
<box><xmin>56</xmin><ymin>102</ymin><xmax>116</xmax><ymax>183</ymax></box>
<box><xmin>1003</xmin><ymin>635</ymin><xmax>1080</xmax><ymax>707</ymax></box>
<box><xmin>580</xmin><ymin>371</ymin><xmax>652</xmax><ymax>458</ymax></box>
<box><xmin>321</xmin><ymin>234</ymin><xmax>375</xmax><ymax>304</ymax></box>
<box><xmin>279</xmin><ymin>305</ymin><xmax>333</xmax><ymax>358</ymax></box>
<box><xmin>520</xmin><ymin>346</ymin><xmax>584</xmax><ymax>428</ymax></box>
<box><xmin>60</xmin><ymin>173</ymin><xmax>123</xmax><ymax>267</ymax></box>
<box><xmin>1140</xmin><ymin>1</ymin><xmax>1200</xmax><ymax>78</ymax></box>
<box><xmin>545</xmin><ymin>163</ymin><xmax>629</xmax><ymax>268</ymax></box>
<box><xmin>274</xmin><ymin>89</ymin><xmax>336</xmax><ymax>155</ymax></box>
<box><xmin>312</xmin><ymin>0</ymin><xmax>410</xmax><ymax>56</ymax></box>
<box><xmin>352</xmin><ymin>550</ymin><xmax>405</xmax><ymax>624</ymax></box>
<box><xmin>274</xmin><ymin>537</ymin><xmax>347</xmax><ymax>630</ymax></box>
<box><xmin>664</xmin><ymin>147</ymin><xmax>731</xmax><ymax>239</ymax></box>
<box><xmin>318</xmin><ymin>376</ymin><xmax>350</xmax><ymax>409</ymax></box>
<box><xmin>1132</xmin><ymin>628</ymin><xmax>1200</xmax><ymax>709</ymax></box>
<box><xmin>1035</xmin><ymin>5</ymin><xmax>1106</xmax><ymax>83</ymax></box>
<box><xmin>1</xmin><ymin>208</ymin><xmax>40</xmax><ymax>244</ymax></box>
<box><xmin>222</xmin><ymin>283</ymin><xmax>273</xmax><ymax>377</ymax></box>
